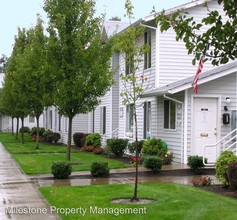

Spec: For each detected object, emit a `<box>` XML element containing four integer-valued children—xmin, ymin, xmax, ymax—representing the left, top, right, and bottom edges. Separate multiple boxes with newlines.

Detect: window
<box><xmin>49</xmin><ymin>110</ymin><xmax>53</xmax><ymax>129</ymax></box>
<box><xmin>144</xmin><ymin>101</ymin><xmax>151</xmax><ymax>139</ymax></box>
<box><xmin>144</xmin><ymin>30</ymin><xmax>151</xmax><ymax>69</ymax></box>
<box><xmin>29</xmin><ymin>116</ymin><xmax>35</xmax><ymax>123</ymax></box>
<box><xmin>126</xmin><ymin>104</ymin><xmax>134</xmax><ymax>136</ymax></box>
<box><xmin>164</xmin><ymin>100</ymin><xmax>176</xmax><ymax>129</ymax></box>
<box><xmin>125</xmin><ymin>52</ymin><xmax>134</xmax><ymax>75</ymax></box>
<box><xmin>100</xmin><ymin>106</ymin><xmax>106</xmax><ymax>134</ymax></box>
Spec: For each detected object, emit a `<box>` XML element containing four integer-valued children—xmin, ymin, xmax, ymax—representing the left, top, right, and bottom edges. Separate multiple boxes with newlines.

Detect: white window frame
<box><xmin>126</xmin><ymin>104</ymin><xmax>134</xmax><ymax>138</ymax></box>
<box><xmin>164</xmin><ymin>100</ymin><xmax>176</xmax><ymax>130</ymax></box>
<box><xmin>144</xmin><ymin>101</ymin><xmax>151</xmax><ymax>139</ymax></box>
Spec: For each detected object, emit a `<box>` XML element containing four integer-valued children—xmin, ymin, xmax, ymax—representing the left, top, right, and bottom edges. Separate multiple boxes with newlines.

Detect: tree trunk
<box><xmin>66</xmin><ymin>116</ymin><xmax>73</xmax><ymax>161</ymax></box>
<box><xmin>36</xmin><ymin>116</ymin><xmax>40</xmax><ymax>150</ymax></box>
<box><xmin>21</xmin><ymin>117</ymin><xmax>24</xmax><ymax>144</ymax></box>
<box><xmin>15</xmin><ymin>117</ymin><xmax>19</xmax><ymax>139</ymax></box>
<box><xmin>133</xmin><ymin>105</ymin><xmax>139</xmax><ymax>201</ymax></box>
<box><xmin>11</xmin><ymin>117</ymin><xmax>14</xmax><ymax>135</ymax></box>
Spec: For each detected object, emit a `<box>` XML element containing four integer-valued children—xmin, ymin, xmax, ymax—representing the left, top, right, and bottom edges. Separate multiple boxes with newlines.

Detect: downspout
<box><xmin>163</xmin><ymin>94</ymin><xmax>184</xmax><ymax>163</ymax></box>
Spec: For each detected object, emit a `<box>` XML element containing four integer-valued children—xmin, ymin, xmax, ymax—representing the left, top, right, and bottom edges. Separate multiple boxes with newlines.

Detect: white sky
<box><xmin>0</xmin><ymin>0</ymin><xmax>190</xmax><ymax>57</ymax></box>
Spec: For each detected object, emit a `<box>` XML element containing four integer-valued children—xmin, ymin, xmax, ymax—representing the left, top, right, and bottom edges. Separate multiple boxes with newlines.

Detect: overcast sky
<box><xmin>0</xmin><ymin>0</ymin><xmax>190</xmax><ymax>57</ymax></box>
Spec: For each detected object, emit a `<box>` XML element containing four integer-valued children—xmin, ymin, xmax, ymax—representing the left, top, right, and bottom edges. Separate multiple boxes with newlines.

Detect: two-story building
<box><xmin>46</xmin><ymin>0</ymin><xmax>237</xmax><ymax>164</ymax></box>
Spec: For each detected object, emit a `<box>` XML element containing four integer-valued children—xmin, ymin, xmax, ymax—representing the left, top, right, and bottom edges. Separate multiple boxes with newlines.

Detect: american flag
<box><xmin>193</xmin><ymin>58</ymin><xmax>204</xmax><ymax>93</ymax></box>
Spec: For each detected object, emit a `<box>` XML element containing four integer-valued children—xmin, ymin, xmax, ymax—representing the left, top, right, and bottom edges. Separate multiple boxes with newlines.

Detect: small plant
<box><xmin>85</xmin><ymin>133</ymin><xmax>101</xmax><ymax>148</ymax></box>
<box><xmin>53</xmin><ymin>132</ymin><xmax>61</xmax><ymax>143</ymax></box>
<box><xmin>216</xmin><ymin>151</ymin><xmax>237</xmax><ymax>186</ymax></box>
<box><xmin>161</xmin><ymin>150</ymin><xmax>174</xmax><ymax>165</ymax></box>
<box><xmin>107</xmin><ymin>138</ymin><xmax>128</xmax><ymax>157</ymax></box>
<box><xmin>90</xmin><ymin>161</ymin><xmax>109</xmax><ymax>177</ymax></box>
<box><xmin>188</xmin><ymin>155</ymin><xmax>207</xmax><ymax>174</ymax></box>
<box><xmin>141</xmin><ymin>138</ymin><xmax>167</xmax><ymax>157</ymax></box>
<box><xmin>93</xmin><ymin>147</ymin><xmax>104</xmax><ymax>155</ymax></box>
<box><xmin>81</xmin><ymin>145</ymin><xmax>95</xmax><ymax>152</ymax></box>
<box><xmin>29</xmin><ymin>127</ymin><xmax>45</xmax><ymax>137</ymax></box>
<box><xmin>191</xmin><ymin>176</ymin><xmax>212</xmax><ymax>187</ymax></box>
<box><xmin>131</xmin><ymin>156</ymin><xmax>141</xmax><ymax>166</ymax></box>
<box><xmin>73</xmin><ymin>132</ymin><xmax>86</xmax><ymax>147</ymax></box>
<box><xmin>51</xmin><ymin>161</ymin><xmax>72</xmax><ymax>179</ymax></box>
<box><xmin>128</xmin><ymin>140</ymin><xmax>144</xmax><ymax>154</ymax></box>
<box><xmin>19</xmin><ymin>126</ymin><xmax>30</xmax><ymax>133</ymax></box>
<box><xmin>143</xmin><ymin>156</ymin><xmax>163</xmax><ymax>173</ymax></box>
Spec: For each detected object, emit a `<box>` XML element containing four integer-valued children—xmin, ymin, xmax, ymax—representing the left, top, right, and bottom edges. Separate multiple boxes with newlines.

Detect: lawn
<box><xmin>39</xmin><ymin>183</ymin><xmax>237</xmax><ymax>220</ymax></box>
<box><xmin>0</xmin><ymin>133</ymin><xmax>129</xmax><ymax>175</ymax></box>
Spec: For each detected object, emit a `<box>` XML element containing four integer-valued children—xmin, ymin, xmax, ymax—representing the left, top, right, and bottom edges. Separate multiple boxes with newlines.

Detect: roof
<box><xmin>101</xmin><ymin>21</ymin><xmax>129</xmax><ymax>41</ymax></box>
<box><xmin>142</xmin><ymin>0</ymin><xmax>213</xmax><ymax>27</ymax></box>
<box><xmin>142</xmin><ymin>61</ymin><xmax>237</xmax><ymax>97</ymax></box>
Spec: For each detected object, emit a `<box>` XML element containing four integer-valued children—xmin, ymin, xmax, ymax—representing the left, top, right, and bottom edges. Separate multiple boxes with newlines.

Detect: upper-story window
<box><xmin>125</xmin><ymin>52</ymin><xmax>134</xmax><ymax>75</ymax></box>
<box><xmin>144</xmin><ymin>30</ymin><xmax>151</xmax><ymax>69</ymax></box>
<box><xmin>164</xmin><ymin>100</ymin><xmax>176</xmax><ymax>130</ymax></box>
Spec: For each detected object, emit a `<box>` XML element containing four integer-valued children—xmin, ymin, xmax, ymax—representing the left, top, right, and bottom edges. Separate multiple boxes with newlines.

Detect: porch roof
<box><xmin>142</xmin><ymin>61</ymin><xmax>237</xmax><ymax>97</ymax></box>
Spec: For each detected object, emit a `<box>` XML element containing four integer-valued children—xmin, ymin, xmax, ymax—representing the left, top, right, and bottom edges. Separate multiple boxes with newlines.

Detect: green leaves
<box><xmin>156</xmin><ymin>0</ymin><xmax>237</xmax><ymax>66</ymax></box>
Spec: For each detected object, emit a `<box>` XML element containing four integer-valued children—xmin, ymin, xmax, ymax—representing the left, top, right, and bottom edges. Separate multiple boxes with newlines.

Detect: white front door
<box><xmin>193</xmin><ymin>98</ymin><xmax>218</xmax><ymax>163</ymax></box>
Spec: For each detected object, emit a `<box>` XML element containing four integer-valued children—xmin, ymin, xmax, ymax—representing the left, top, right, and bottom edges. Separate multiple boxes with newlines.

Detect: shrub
<box><xmin>93</xmin><ymin>147</ymin><xmax>104</xmax><ymax>155</ymax></box>
<box><xmin>19</xmin><ymin>126</ymin><xmax>30</xmax><ymax>133</ymax></box>
<box><xmin>161</xmin><ymin>151</ymin><xmax>174</xmax><ymax>165</ymax></box>
<box><xmin>128</xmin><ymin>140</ymin><xmax>144</xmax><ymax>154</ymax></box>
<box><xmin>73</xmin><ymin>132</ymin><xmax>86</xmax><ymax>147</ymax></box>
<box><xmin>53</xmin><ymin>132</ymin><xmax>61</xmax><ymax>143</ymax></box>
<box><xmin>191</xmin><ymin>176</ymin><xmax>212</xmax><ymax>187</ymax></box>
<box><xmin>29</xmin><ymin>127</ymin><xmax>45</xmax><ymax>137</ymax></box>
<box><xmin>216</xmin><ymin>151</ymin><xmax>237</xmax><ymax>186</ymax></box>
<box><xmin>141</xmin><ymin>138</ymin><xmax>167</xmax><ymax>157</ymax></box>
<box><xmin>81</xmin><ymin>145</ymin><xmax>95</xmax><ymax>152</ymax></box>
<box><xmin>90</xmin><ymin>161</ymin><xmax>109</xmax><ymax>177</ymax></box>
<box><xmin>43</xmin><ymin>129</ymin><xmax>53</xmax><ymax>142</ymax></box>
<box><xmin>107</xmin><ymin>138</ymin><xmax>128</xmax><ymax>157</ymax></box>
<box><xmin>228</xmin><ymin>161</ymin><xmax>237</xmax><ymax>189</ymax></box>
<box><xmin>188</xmin><ymin>155</ymin><xmax>207</xmax><ymax>174</ymax></box>
<box><xmin>143</xmin><ymin>156</ymin><xmax>163</xmax><ymax>172</ymax></box>
<box><xmin>85</xmin><ymin>133</ymin><xmax>101</xmax><ymax>148</ymax></box>
<box><xmin>51</xmin><ymin>161</ymin><xmax>72</xmax><ymax>179</ymax></box>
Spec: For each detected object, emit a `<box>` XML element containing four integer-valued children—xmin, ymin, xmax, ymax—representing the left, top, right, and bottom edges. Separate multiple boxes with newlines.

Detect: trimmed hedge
<box><xmin>51</xmin><ymin>161</ymin><xmax>72</xmax><ymax>179</ymax></box>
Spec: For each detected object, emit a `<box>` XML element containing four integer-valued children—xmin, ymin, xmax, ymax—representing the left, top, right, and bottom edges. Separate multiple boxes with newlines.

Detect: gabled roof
<box><xmin>101</xmin><ymin>21</ymin><xmax>129</xmax><ymax>41</ymax></box>
<box><xmin>142</xmin><ymin>0</ymin><xmax>213</xmax><ymax>27</ymax></box>
<box><xmin>142</xmin><ymin>61</ymin><xmax>237</xmax><ymax>97</ymax></box>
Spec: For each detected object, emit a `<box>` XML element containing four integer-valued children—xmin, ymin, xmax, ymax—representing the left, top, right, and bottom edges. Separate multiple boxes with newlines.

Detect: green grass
<box><xmin>0</xmin><ymin>132</ymin><xmax>129</xmax><ymax>175</ymax></box>
<box><xmin>39</xmin><ymin>183</ymin><xmax>237</xmax><ymax>220</ymax></box>
<box><xmin>12</xmin><ymin>152</ymin><xmax>128</xmax><ymax>174</ymax></box>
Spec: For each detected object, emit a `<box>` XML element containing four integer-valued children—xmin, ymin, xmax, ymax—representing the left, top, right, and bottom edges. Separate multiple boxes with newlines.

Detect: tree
<box><xmin>113</xmin><ymin>0</ymin><xmax>150</xmax><ymax>201</ymax></box>
<box><xmin>44</xmin><ymin>0</ymin><xmax>114</xmax><ymax>160</ymax></box>
<box><xmin>17</xmin><ymin>15</ymin><xmax>52</xmax><ymax>149</ymax></box>
<box><xmin>156</xmin><ymin>0</ymin><xmax>237</xmax><ymax>66</ymax></box>
<box><xmin>2</xmin><ymin>28</ymin><xmax>31</xmax><ymax>142</ymax></box>
<box><xmin>0</xmin><ymin>54</ymin><xmax>7</xmax><ymax>73</ymax></box>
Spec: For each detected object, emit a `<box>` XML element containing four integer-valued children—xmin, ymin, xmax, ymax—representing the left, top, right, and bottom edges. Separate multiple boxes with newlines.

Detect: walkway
<box><xmin>0</xmin><ymin>143</ymin><xmax>60</xmax><ymax>220</ymax></box>
<box><xmin>31</xmin><ymin>163</ymin><xmax>219</xmax><ymax>188</ymax></box>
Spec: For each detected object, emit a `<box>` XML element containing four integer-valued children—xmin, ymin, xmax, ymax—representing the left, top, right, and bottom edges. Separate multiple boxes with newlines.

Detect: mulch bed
<box><xmin>200</xmin><ymin>185</ymin><xmax>237</xmax><ymax>199</ymax></box>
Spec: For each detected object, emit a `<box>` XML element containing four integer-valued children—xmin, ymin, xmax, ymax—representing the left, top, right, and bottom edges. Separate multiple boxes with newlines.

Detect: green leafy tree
<box><xmin>3</xmin><ymin>28</ymin><xmax>31</xmax><ymax>142</ymax></box>
<box><xmin>113</xmin><ymin>0</ymin><xmax>150</xmax><ymax>201</ymax></box>
<box><xmin>17</xmin><ymin>15</ymin><xmax>52</xmax><ymax>149</ymax></box>
<box><xmin>156</xmin><ymin>0</ymin><xmax>237</xmax><ymax>66</ymax></box>
<box><xmin>44</xmin><ymin>0</ymin><xmax>114</xmax><ymax>160</ymax></box>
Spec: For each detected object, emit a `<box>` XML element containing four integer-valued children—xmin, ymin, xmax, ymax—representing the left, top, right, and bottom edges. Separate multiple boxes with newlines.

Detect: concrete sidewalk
<box><xmin>0</xmin><ymin>143</ymin><xmax>60</xmax><ymax>220</ymax></box>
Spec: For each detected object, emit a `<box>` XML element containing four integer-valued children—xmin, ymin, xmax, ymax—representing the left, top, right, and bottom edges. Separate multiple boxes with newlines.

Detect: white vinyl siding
<box><xmin>158</xmin><ymin>1</ymin><xmax>228</xmax><ymax>87</ymax></box>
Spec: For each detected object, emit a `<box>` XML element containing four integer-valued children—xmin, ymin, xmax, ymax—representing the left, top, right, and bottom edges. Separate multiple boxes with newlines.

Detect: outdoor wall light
<box><xmin>224</xmin><ymin>96</ymin><xmax>231</xmax><ymax>111</ymax></box>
